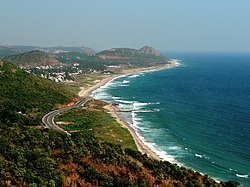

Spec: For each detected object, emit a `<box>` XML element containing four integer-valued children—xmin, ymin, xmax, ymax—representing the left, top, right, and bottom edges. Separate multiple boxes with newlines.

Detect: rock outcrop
<box><xmin>139</xmin><ymin>46</ymin><xmax>160</xmax><ymax>56</ymax></box>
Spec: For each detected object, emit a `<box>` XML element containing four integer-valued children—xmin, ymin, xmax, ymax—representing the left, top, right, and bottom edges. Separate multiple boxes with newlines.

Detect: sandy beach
<box><xmin>78</xmin><ymin>62</ymin><xmax>179</xmax><ymax>161</ymax></box>
<box><xmin>104</xmin><ymin>104</ymin><xmax>162</xmax><ymax>160</ymax></box>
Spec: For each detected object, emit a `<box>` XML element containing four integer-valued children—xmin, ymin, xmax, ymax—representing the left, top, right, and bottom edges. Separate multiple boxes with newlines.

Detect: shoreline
<box><xmin>78</xmin><ymin>62</ymin><xmax>179</xmax><ymax>161</ymax></box>
<box><xmin>104</xmin><ymin>104</ymin><xmax>162</xmax><ymax>160</ymax></box>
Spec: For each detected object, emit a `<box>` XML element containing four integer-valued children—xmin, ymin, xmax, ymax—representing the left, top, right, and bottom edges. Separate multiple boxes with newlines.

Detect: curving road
<box><xmin>42</xmin><ymin>98</ymin><xmax>89</xmax><ymax>135</ymax></box>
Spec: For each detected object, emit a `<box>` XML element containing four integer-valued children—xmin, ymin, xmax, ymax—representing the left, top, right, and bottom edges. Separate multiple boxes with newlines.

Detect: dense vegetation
<box><xmin>0</xmin><ymin>61</ymin><xmax>239</xmax><ymax>186</ymax></box>
<box><xmin>0</xmin><ymin>122</ymin><xmax>238</xmax><ymax>187</ymax></box>
<box><xmin>0</xmin><ymin>60</ymin><xmax>75</xmax><ymax>125</ymax></box>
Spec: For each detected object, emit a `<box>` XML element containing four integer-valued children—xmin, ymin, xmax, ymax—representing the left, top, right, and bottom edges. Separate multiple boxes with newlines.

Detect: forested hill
<box><xmin>95</xmin><ymin>46</ymin><xmax>169</xmax><ymax>68</ymax></box>
<box><xmin>97</xmin><ymin>46</ymin><xmax>161</xmax><ymax>57</ymax></box>
<box><xmin>0</xmin><ymin>60</ymin><xmax>75</xmax><ymax>125</ymax></box>
<box><xmin>3</xmin><ymin>50</ymin><xmax>63</xmax><ymax>69</ymax></box>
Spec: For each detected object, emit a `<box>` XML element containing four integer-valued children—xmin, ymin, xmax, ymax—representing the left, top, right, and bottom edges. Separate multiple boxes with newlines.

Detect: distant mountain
<box><xmin>12</xmin><ymin>45</ymin><xmax>96</xmax><ymax>55</ymax></box>
<box><xmin>4</xmin><ymin>50</ymin><xmax>63</xmax><ymax>68</ymax></box>
<box><xmin>39</xmin><ymin>46</ymin><xmax>96</xmax><ymax>55</ymax></box>
<box><xmin>97</xmin><ymin>46</ymin><xmax>160</xmax><ymax>57</ymax></box>
<box><xmin>0</xmin><ymin>45</ymin><xmax>163</xmax><ymax>69</ymax></box>
<box><xmin>139</xmin><ymin>46</ymin><xmax>160</xmax><ymax>56</ymax></box>
<box><xmin>96</xmin><ymin>46</ymin><xmax>169</xmax><ymax>68</ymax></box>
<box><xmin>0</xmin><ymin>60</ymin><xmax>75</xmax><ymax>125</ymax></box>
<box><xmin>0</xmin><ymin>45</ymin><xmax>96</xmax><ymax>57</ymax></box>
<box><xmin>0</xmin><ymin>46</ymin><xmax>25</xmax><ymax>58</ymax></box>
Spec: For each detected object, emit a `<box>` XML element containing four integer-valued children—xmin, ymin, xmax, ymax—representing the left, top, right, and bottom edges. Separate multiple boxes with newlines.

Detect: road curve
<box><xmin>42</xmin><ymin>98</ymin><xmax>89</xmax><ymax>135</ymax></box>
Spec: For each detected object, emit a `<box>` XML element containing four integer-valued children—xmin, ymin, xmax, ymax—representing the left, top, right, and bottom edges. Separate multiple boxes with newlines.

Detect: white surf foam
<box><xmin>112</xmin><ymin>74</ymin><xmax>128</xmax><ymax>81</ymax></box>
<box><xmin>169</xmin><ymin>146</ymin><xmax>182</xmax><ymax>151</ymax></box>
<box><xmin>115</xmin><ymin>100</ymin><xmax>134</xmax><ymax>104</ymax></box>
<box><xmin>195</xmin><ymin>154</ymin><xmax>203</xmax><ymax>158</ymax></box>
<box><xmin>122</xmin><ymin>80</ymin><xmax>130</xmax><ymax>84</ymax></box>
<box><xmin>118</xmin><ymin>103</ymin><xmax>133</xmax><ymax>110</ymax></box>
<box><xmin>129</xmin><ymin>74</ymin><xmax>140</xmax><ymax>78</ymax></box>
<box><xmin>93</xmin><ymin>92</ymin><xmax>112</xmax><ymax>100</ymax></box>
<box><xmin>133</xmin><ymin>102</ymin><xmax>150</xmax><ymax>109</ymax></box>
<box><xmin>126</xmin><ymin>111</ymin><xmax>181</xmax><ymax>164</ymax></box>
<box><xmin>100</xmin><ymin>81</ymin><xmax>120</xmax><ymax>89</ymax></box>
<box><xmin>236</xmin><ymin>174</ymin><xmax>248</xmax><ymax>178</ymax></box>
<box><xmin>112</xmin><ymin>96</ymin><xmax>121</xmax><ymax>100</ymax></box>
<box><xmin>137</xmin><ymin>135</ymin><xmax>179</xmax><ymax>164</ymax></box>
<box><xmin>119</xmin><ymin>84</ymin><xmax>130</xmax><ymax>87</ymax></box>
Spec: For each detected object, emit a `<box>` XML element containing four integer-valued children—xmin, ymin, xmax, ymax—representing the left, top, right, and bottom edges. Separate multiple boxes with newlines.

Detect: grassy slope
<box><xmin>55</xmin><ymin>99</ymin><xmax>138</xmax><ymax>150</ymax></box>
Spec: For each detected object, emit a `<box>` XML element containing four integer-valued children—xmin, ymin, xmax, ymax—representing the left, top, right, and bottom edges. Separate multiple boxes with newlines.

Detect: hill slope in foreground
<box><xmin>0</xmin><ymin>60</ymin><xmax>75</xmax><ymax>125</ymax></box>
<box><xmin>0</xmin><ymin>60</ymin><xmax>238</xmax><ymax>186</ymax></box>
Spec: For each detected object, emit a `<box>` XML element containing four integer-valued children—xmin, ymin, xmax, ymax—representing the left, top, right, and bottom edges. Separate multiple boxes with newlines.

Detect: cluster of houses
<box><xmin>24</xmin><ymin>61</ymin><xmax>106</xmax><ymax>83</ymax></box>
<box><xmin>25</xmin><ymin>65</ymin><xmax>82</xmax><ymax>83</ymax></box>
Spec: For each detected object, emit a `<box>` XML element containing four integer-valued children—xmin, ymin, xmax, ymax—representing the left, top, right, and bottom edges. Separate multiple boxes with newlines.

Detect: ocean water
<box><xmin>92</xmin><ymin>52</ymin><xmax>250</xmax><ymax>185</ymax></box>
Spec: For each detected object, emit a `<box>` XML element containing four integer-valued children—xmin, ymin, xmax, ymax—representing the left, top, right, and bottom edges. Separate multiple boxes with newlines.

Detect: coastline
<box><xmin>78</xmin><ymin>61</ymin><xmax>179</xmax><ymax>161</ymax></box>
<box><xmin>104</xmin><ymin>104</ymin><xmax>162</xmax><ymax>160</ymax></box>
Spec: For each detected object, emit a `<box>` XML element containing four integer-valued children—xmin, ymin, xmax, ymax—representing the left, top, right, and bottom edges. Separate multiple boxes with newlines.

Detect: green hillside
<box><xmin>0</xmin><ymin>60</ymin><xmax>75</xmax><ymax>125</ymax></box>
<box><xmin>3</xmin><ymin>50</ymin><xmax>63</xmax><ymax>69</ymax></box>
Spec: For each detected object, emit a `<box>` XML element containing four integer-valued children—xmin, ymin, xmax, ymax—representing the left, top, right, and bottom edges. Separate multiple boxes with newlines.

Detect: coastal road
<box><xmin>42</xmin><ymin>98</ymin><xmax>89</xmax><ymax>135</ymax></box>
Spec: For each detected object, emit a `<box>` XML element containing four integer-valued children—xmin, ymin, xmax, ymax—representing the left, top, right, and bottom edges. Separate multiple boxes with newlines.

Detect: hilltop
<box><xmin>97</xmin><ymin>46</ymin><xmax>160</xmax><ymax>57</ymax></box>
<box><xmin>97</xmin><ymin>46</ymin><xmax>164</xmax><ymax>61</ymax></box>
<box><xmin>40</xmin><ymin>46</ymin><xmax>95</xmax><ymax>55</ymax></box>
<box><xmin>96</xmin><ymin>46</ymin><xmax>168</xmax><ymax>69</ymax></box>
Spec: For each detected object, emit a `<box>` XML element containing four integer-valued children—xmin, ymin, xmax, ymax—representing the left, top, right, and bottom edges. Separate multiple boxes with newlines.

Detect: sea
<box><xmin>92</xmin><ymin>52</ymin><xmax>250</xmax><ymax>185</ymax></box>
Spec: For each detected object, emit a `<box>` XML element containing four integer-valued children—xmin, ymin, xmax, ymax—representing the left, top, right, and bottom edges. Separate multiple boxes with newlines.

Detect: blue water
<box><xmin>92</xmin><ymin>52</ymin><xmax>250</xmax><ymax>185</ymax></box>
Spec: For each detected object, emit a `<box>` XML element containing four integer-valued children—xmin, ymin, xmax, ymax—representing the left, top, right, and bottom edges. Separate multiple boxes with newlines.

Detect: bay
<box><xmin>92</xmin><ymin>52</ymin><xmax>250</xmax><ymax>185</ymax></box>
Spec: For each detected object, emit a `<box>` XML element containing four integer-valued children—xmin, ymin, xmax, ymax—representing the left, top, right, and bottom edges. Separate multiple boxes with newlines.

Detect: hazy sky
<box><xmin>1</xmin><ymin>0</ymin><xmax>250</xmax><ymax>52</ymax></box>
